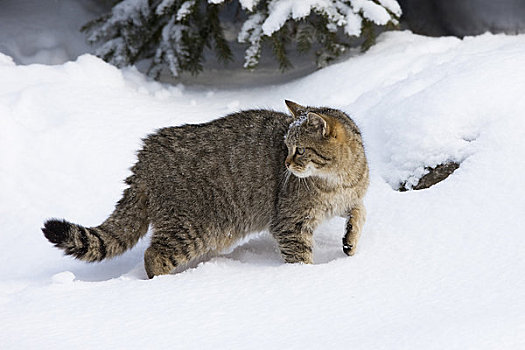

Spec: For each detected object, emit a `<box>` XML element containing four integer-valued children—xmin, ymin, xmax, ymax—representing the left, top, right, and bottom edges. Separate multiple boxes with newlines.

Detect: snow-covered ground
<box><xmin>1</xmin><ymin>12</ymin><xmax>525</xmax><ymax>350</ymax></box>
<box><xmin>0</xmin><ymin>0</ymin><xmax>105</xmax><ymax>65</ymax></box>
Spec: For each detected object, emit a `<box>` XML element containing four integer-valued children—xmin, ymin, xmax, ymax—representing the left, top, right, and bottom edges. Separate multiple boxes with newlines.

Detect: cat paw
<box><xmin>342</xmin><ymin>238</ymin><xmax>357</xmax><ymax>256</ymax></box>
<box><xmin>343</xmin><ymin>244</ymin><xmax>354</xmax><ymax>256</ymax></box>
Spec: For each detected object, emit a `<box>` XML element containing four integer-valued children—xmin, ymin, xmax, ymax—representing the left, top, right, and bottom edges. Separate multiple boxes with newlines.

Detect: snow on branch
<box><xmin>351</xmin><ymin>0</ymin><xmax>392</xmax><ymax>25</ymax></box>
<box><xmin>261</xmin><ymin>0</ymin><xmax>398</xmax><ymax>36</ymax></box>
<box><xmin>84</xmin><ymin>0</ymin><xmax>401</xmax><ymax>77</ymax></box>
<box><xmin>176</xmin><ymin>0</ymin><xmax>196</xmax><ymax>21</ymax></box>
<box><xmin>238</xmin><ymin>13</ymin><xmax>265</xmax><ymax>69</ymax></box>
<box><xmin>239</xmin><ymin>0</ymin><xmax>262</xmax><ymax>12</ymax></box>
<box><xmin>156</xmin><ymin>0</ymin><xmax>177</xmax><ymax>15</ymax></box>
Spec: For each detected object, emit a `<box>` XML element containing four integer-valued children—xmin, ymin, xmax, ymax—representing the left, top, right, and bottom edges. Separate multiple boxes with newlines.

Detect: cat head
<box><xmin>283</xmin><ymin>100</ymin><xmax>361</xmax><ymax>181</ymax></box>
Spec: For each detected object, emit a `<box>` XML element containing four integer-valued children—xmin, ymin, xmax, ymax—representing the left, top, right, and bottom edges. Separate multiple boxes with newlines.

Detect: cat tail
<box><xmin>42</xmin><ymin>185</ymin><xmax>149</xmax><ymax>262</ymax></box>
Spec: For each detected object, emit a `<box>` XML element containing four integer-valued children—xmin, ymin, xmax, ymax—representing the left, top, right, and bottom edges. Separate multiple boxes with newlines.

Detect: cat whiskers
<box><xmin>280</xmin><ymin>168</ymin><xmax>311</xmax><ymax>192</ymax></box>
<box><xmin>300</xmin><ymin>177</ymin><xmax>311</xmax><ymax>192</ymax></box>
<box><xmin>283</xmin><ymin>169</ymin><xmax>292</xmax><ymax>187</ymax></box>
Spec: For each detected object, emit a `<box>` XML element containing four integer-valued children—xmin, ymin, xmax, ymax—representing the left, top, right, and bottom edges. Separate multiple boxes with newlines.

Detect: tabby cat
<box><xmin>42</xmin><ymin>101</ymin><xmax>369</xmax><ymax>278</ymax></box>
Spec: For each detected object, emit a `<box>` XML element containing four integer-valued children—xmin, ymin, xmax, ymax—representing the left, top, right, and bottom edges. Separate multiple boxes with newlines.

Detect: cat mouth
<box><xmin>289</xmin><ymin>166</ymin><xmax>314</xmax><ymax>178</ymax></box>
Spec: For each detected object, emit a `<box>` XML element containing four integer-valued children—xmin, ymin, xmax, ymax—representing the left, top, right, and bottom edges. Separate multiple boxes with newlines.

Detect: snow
<box><xmin>176</xmin><ymin>0</ymin><xmax>196</xmax><ymax>20</ymax></box>
<box><xmin>377</xmin><ymin>0</ymin><xmax>402</xmax><ymax>17</ymax></box>
<box><xmin>156</xmin><ymin>0</ymin><xmax>177</xmax><ymax>15</ymax></box>
<box><xmin>261</xmin><ymin>0</ymin><xmax>397</xmax><ymax>36</ymax></box>
<box><xmin>344</xmin><ymin>10</ymin><xmax>363</xmax><ymax>36</ymax></box>
<box><xmin>351</xmin><ymin>0</ymin><xmax>392</xmax><ymax>25</ymax></box>
<box><xmin>288</xmin><ymin>115</ymin><xmax>309</xmax><ymax>130</ymax></box>
<box><xmin>51</xmin><ymin>271</ymin><xmax>76</xmax><ymax>284</ymax></box>
<box><xmin>87</xmin><ymin>0</ymin><xmax>150</xmax><ymax>56</ymax></box>
<box><xmin>239</xmin><ymin>0</ymin><xmax>261</xmax><ymax>12</ymax></box>
<box><xmin>1</xmin><ymin>9</ymin><xmax>525</xmax><ymax>350</ymax></box>
<box><xmin>0</xmin><ymin>0</ymin><xmax>104</xmax><ymax>65</ymax></box>
<box><xmin>110</xmin><ymin>0</ymin><xmax>149</xmax><ymax>25</ymax></box>
<box><xmin>238</xmin><ymin>13</ymin><xmax>265</xmax><ymax>69</ymax></box>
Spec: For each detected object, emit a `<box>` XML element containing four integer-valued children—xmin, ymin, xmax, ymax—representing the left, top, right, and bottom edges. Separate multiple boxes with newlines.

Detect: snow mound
<box><xmin>51</xmin><ymin>271</ymin><xmax>76</xmax><ymax>284</ymax></box>
<box><xmin>0</xmin><ymin>0</ymin><xmax>105</xmax><ymax>65</ymax></box>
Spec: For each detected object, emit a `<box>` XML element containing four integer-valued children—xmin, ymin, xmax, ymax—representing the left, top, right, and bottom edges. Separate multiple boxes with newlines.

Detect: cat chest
<box><xmin>318</xmin><ymin>188</ymin><xmax>357</xmax><ymax>218</ymax></box>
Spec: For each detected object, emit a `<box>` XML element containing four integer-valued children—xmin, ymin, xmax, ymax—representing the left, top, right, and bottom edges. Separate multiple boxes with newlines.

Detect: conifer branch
<box><xmin>83</xmin><ymin>0</ymin><xmax>401</xmax><ymax>78</ymax></box>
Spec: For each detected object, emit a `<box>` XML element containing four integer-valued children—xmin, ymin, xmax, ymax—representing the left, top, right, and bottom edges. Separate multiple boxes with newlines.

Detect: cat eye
<box><xmin>296</xmin><ymin>147</ymin><xmax>305</xmax><ymax>155</ymax></box>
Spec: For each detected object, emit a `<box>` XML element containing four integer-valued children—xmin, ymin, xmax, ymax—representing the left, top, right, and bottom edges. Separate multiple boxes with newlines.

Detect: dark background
<box><xmin>399</xmin><ymin>0</ymin><xmax>525</xmax><ymax>36</ymax></box>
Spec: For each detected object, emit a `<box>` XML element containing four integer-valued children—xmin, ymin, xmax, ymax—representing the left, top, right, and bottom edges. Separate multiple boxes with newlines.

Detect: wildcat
<box><xmin>42</xmin><ymin>100</ymin><xmax>369</xmax><ymax>278</ymax></box>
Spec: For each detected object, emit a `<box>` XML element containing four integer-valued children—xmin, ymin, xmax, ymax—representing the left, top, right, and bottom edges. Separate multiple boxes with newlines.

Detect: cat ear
<box><xmin>285</xmin><ymin>100</ymin><xmax>306</xmax><ymax>118</ymax></box>
<box><xmin>306</xmin><ymin>112</ymin><xmax>329</xmax><ymax>137</ymax></box>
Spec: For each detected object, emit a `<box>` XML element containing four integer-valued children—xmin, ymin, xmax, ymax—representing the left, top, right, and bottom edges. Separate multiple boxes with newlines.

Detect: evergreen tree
<box><xmin>83</xmin><ymin>0</ymin><xmax>401</xmax><ymax>78</ymax></box>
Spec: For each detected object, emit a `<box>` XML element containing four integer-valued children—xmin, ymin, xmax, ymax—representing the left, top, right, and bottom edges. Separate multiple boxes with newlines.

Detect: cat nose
<box><xmin>285</xmin><ymin>160</ymin><xmax>291</xmax><ymax>168</ymax></box>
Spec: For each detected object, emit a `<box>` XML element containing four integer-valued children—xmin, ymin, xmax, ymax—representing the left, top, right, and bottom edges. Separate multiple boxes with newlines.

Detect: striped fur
<box><xmin>42</xmin><ymin>186</ymin><xmax>149</xmax><ymax>262</ymax></box>
<box><xmin>42</xmin><ymin>101</ymin><xmax>369</xmax><ymax>278</ymax></box>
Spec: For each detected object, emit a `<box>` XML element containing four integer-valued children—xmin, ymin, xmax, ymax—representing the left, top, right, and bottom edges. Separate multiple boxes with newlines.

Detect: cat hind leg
<box><xmin>144</xmin><ymin>225</ymin><xmax>209</xmax><ymax>278</ymax></box>
<box><xmin>144</xmin><ymin>245</ymin><xmax>178</xmax><ymax>279</ymax></box>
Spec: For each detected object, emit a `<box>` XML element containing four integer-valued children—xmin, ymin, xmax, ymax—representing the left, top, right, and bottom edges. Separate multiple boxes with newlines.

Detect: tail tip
<box><xmin>42</xmin><ymin>219</ymin><xmax>72</xmax><ymax>245</ymax></box>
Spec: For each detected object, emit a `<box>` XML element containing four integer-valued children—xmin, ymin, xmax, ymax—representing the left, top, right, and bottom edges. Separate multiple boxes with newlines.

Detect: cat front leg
<box><xmin>270</xmin><ymin>217</ymin><xmax>314</xmax><ymax>264</ymax></box>
<box><xmin>343</xmin><ymin>202</ymin><xmax>366</xmax><ymax>256</ymax></box>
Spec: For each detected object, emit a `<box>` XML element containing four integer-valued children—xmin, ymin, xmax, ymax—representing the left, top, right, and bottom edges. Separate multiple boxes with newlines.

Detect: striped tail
<box><xmin>42</xmin><ymin>186</ymin><xmax>149</xmax><ymax>262</ymax></box>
